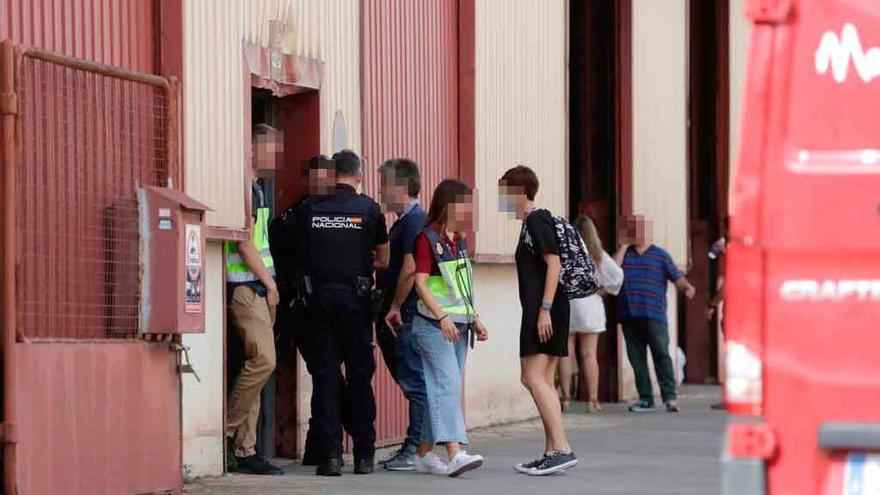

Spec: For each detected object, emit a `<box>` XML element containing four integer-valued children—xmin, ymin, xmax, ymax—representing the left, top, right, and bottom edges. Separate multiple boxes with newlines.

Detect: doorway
<box><xmin>225</xmin><ymin>87</ymin><xmax>320</xmax><ymax>462</ymax></box>
<box><xmin>681</xmin><ymin>0</ymin><xmax>729</xmax><ymax>384</ymax></box>
<box><xmin>569</xmin><ymin>0</ymin><xmax>632</xmax><ymax>402</ymax></box>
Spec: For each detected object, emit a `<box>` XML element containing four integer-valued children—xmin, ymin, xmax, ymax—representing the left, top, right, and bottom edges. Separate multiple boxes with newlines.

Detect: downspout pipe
<box><xmin>1</xmin><ymin>39</ymin><xmax>19</xmax><ymax>495</ymax></box>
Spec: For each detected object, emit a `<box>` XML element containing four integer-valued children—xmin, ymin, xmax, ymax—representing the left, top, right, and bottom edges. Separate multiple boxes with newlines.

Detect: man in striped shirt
<box><xmin>614</xmin><ymin>215</ymin><xmax>696</xmax><ymax>413</ymax></box>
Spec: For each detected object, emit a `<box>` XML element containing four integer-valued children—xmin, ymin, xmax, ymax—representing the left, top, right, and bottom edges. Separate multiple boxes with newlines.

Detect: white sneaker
<box><xmin>447</xmin><ymin>451</ymin><xmax>484</xmax><ymax>478</ymax></box>
<box><xmin>414</xmin><ymin>452</ymin><xmax>447</xmax><ymax>475</ymax></box>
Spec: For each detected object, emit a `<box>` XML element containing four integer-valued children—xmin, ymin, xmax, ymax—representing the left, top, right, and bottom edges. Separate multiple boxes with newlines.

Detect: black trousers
<box><xmin>300</xmin><ymin>289</ymin><xmax>377</xmax><ymax>460</ymax></box>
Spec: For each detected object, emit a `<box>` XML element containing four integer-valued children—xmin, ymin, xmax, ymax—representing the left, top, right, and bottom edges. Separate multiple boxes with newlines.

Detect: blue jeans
<box><xmin>412</xmin><ymin>315</ymin><xmax>469</xmax><ymax>445</ymax></box>
<box><xmin>394</xmin><ymin>322</ymin><xmax>428</xmax><ymax>451</ymax></box>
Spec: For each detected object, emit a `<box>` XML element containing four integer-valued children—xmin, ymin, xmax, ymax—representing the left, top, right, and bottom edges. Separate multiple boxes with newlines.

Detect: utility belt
<box><xmin>299</xmin><ymin>274</ymin><xmax>384</xmax><ymax>312</ymax></box>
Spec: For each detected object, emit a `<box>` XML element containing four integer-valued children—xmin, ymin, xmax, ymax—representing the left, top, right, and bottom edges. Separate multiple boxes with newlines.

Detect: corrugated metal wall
<box><xmin>729</xmin><ymin>0</ymin><xmax>751</xmax><ymax>197</ymax></box>
<box><xmin>184</xmin><ymin>0</ymin><xmax>247</xmax><ymax>228</ymax></box>
<box><xmin>0</xmin><ymin>0</ymin><xmax>155</xmax><ymax>73</ymax></box>
<box><xmin>244</xmin><ymin>0</ymin><xmax>362</xmax><ymax>157</ymax></box>
<box><xmin>360</xmin><ymin>0</ymin><xmax>461</xmax><ymax>446</ymax></box>
<box><xmin>361</xmin><ymin>0</ymin><xmax>459</xmax><ymax>199</ymax></box>
<box><xmin>631</xmin><ymin>0</ymin><xmax>688</xmax><ymax>265</ymax></box>
<box><xmin>184</xmin><ymin>0</ymin><xmax>361</xmax><ymax>228</ymax></box>
<box><xmin>474</xmin><ymin>0</ymin><xmax>568</xmax><ymax>256</ymax></box>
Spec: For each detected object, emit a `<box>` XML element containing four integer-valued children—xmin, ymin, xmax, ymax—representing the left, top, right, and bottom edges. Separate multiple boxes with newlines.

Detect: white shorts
<box><xmin>569</xmin><ymin>294</ymin><xmax>607</xmax><ymax>334</ymax></box>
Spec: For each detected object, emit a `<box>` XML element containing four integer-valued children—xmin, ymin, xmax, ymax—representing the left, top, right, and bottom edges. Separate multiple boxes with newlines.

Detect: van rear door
<box><xmin>751</xmin><ymin>1</ymin><xmax>880</xmax><ymax>494</ymax></box>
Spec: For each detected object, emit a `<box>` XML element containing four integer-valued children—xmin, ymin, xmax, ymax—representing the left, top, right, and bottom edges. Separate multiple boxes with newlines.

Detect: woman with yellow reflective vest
<box><xmin>411</xmin><ymin>179</ymin><xmax>489</xmax><ymax>478</ymax></box>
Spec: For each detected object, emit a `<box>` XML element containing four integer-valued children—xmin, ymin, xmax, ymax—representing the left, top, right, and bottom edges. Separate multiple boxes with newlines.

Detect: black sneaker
<box><xmin>665</xmin><ymin>400</ymin><xmax>680</xmax><ymax>413</ymax></box>
<box><xmin>226</xmin><ymin>438</ymin><xmax>238</xmax><ymax>472</ymax></box>
<box><xmin>628</xmin><ymin>400</ymin><xmax>656</xmax><ymax>412</ymax></box>
<box><xmin>234</xmin><ymin>454</ymin><xmax>284</xmax><ymax>476</ymax></box>
<box><xmin>527</xmin><ymin>451</ymin><xmax>578</xmax><ymax>476</ymax></box>
<box><xmin>316</xmin><ymin>458</ymin><xmax>343</xmax><ymax>477</ymax></box>
<box><xmin>514</xmin><ymin>453</ymin><xmax>548</xmax><ymax>474</ymax></box>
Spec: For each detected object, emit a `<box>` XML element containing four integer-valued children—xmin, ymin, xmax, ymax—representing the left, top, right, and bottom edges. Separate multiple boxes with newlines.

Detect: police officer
<box><xmin>294</xmin><ymin>150</ymin><xmax>389</xmax><ymax>476</ymax></box>
<box><xmin>224</xmin><ymin>124</ymin><xmax>284</xmax><ymax>476</ymax></box>
<box><xmin>268</xmin><ymin>155</ymin><xmax>341</xmax><ymax>466</ymax></box>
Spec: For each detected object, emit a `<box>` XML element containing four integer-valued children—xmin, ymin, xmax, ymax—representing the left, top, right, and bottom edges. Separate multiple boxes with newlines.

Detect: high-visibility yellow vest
<box><xmin>416</xmin><ymin>227</ymin><xmax>475</xmax><ymax>325</ymax></box>
<box><xmin>226</xmin><ymin>185</ymin><xmax>275</xmax><ymax>283</ymax></box>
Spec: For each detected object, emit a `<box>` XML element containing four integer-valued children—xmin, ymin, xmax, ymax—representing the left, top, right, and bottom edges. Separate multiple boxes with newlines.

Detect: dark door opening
<box><xmin>226</xmin><ymin>87</ymin><xmax>320</xmax><ymax>463</ymax></box>
<box><xmin>569</xmin><ymin>0</ymin><xmax>631</xmax><ymax>403</ymax></box>
<box><xmin>681</xmin><ymin>0</ymin><xmax>729</xmax><ymax>384</ymax></box>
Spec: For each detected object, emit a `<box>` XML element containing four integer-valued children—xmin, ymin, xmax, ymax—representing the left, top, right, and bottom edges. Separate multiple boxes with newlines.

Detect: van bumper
<box><xmin>721</xmin><ymin>418</ymin><xmax>770</xmax><ymax>495</ymax></box>
<box><xmin>721</xmin><ymin>454</ymin><xmax>766</xmax><ymax>495</ymax></box>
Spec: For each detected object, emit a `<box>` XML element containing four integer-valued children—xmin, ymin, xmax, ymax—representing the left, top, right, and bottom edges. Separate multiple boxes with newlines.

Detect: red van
<box><xmin>723</xmin><ymin>1</ymin><xmax>880</xmax><ymax>494</ymax></box>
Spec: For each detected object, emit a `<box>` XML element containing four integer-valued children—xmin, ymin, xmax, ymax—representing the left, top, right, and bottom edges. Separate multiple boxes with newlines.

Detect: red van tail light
<box><xmin>723</xmin><ymin>239</ymin><xmax>765</xmax><ymax>416</ymax></box>
<box><xmin>726</xmin><ymin>341</ymin><xmax>763</xmax><ymax>415</ymax></box>
<box><xmin>727</xmin><ymin>422</ymin><xmax>777</xmax><ymax>460</ymax></box>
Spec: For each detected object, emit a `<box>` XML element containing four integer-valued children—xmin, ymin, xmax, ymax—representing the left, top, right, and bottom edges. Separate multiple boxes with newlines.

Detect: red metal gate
<box><xmin>361</xmin><ymin>0</ymin><xmax>462</xmax><ymax>447</ymax></box>
<box><xmin>1</xmin><ymin>41</ymin><xmax>182</xmax><ymax>495</ymax></box>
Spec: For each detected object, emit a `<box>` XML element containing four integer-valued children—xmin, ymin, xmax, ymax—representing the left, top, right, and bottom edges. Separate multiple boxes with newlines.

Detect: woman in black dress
<box><xmin>498</xmin><ymin>166</ymin><xmax>577</xmax><ymax>476</ymax></box>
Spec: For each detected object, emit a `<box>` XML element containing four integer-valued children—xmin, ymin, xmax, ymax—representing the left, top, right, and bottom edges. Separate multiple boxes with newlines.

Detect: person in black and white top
<box><xmin>558</xmin><ymin>215</ymin><xmax>623</xmax><ymax>413</ymax></box>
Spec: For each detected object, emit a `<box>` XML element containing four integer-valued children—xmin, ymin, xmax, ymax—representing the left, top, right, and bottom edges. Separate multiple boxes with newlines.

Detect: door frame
<box><xmin>568</xmin><ymin>0</ymin><xmax>632</xmax><ymax>402</ymax></box>
<box><xmin>683</xmin><ymin>0</ymin><xmax>730</xmax><ymax>383</ymax></box>
<box><xmin>234</xmin><ymin>42</ymin><xmax>324</xmax><ymax>460</ymax></box>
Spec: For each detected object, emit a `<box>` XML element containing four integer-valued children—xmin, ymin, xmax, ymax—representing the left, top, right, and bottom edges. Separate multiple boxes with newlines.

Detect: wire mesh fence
<box><xmin>15</xmin><ymin>52</ymin><xmax>174</xmax><ymax>339</ymax></box>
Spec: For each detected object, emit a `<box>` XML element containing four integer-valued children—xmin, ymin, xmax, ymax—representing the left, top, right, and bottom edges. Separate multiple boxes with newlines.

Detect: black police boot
<box><xmin>301</xmin><ymin>449</ymin><xmax>323</xmax><ymax>467</ymax></box>
<box><xmin>226</xmin><ymin>437</ymin><xmax>238</xmax><ymax>473</ymax></box>
<box><xmin>304</xmin><ymin>451</ymin><xmax>344</xmax><ymax>468</ymax></box>
<box><xmin>235</xmin><ymin>454</ymin><xmax>284</xmax><ymax>476</ymax></box>
<box><xmin>354</xmin><ymin>456</ymin><xmax>375</xmax><ymax>475</ymax></box>
<box><xmin>316</xmin><ymin>458</ymin><xmax>343</xmax><ymax>477</ymax></box>
<box><xmin>301</xmin><ymin>426</ymin><xmax>322</xmax><ymax>466</ymax></box>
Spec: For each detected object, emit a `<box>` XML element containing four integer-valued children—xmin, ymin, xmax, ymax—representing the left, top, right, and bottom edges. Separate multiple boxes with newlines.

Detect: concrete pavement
<box><xmin>188</xmin><ymin>385</ymin><xmax>724</xmax><ymax>495</ymax></box>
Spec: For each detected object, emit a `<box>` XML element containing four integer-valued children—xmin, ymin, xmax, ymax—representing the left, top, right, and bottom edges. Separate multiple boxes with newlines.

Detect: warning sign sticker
<box><xmin>185</xmin><ymin>224</ymin><xmax>202</xmax><ymax>313</ymax></box>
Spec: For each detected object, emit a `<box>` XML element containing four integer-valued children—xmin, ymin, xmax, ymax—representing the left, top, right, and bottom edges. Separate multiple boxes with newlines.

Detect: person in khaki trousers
<box><xmin>223</xmin><ymin>125</ymin><xmax>284</xmax><ymax>475</ymax></box>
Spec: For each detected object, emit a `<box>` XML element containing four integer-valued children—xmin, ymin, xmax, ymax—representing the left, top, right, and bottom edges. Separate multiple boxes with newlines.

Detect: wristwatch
<box><xmin>540</xmin><ymin>301</ymin><xmax>553</xmax><ymax>311</ymax></box>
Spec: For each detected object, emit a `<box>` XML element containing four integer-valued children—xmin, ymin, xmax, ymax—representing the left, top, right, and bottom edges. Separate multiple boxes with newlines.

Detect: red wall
<box><xmin>16</xmin><ymin>343</ymin><xmax>181</xmax><ymax>495</ymax></box>
<box><xmin>361</xmin><ymin>0</ymin><xmax>462</xmax><ymax>446</ymax></box>
<box><xmin>0</xmin><ymin>0</ymin><xmax>156</xmax><ymax>73</ymax></box>
<box><xmin>361</xmin><ymin>0</ymin><xmax>460</xmax><ymax>199</ymax></box>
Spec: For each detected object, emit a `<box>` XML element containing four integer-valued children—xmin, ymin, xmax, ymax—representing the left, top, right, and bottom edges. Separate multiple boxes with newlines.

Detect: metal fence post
<box><xmin>1</xmin><ymin>38</ymin><xmax>19</xmax><ymax>495</ymax></box>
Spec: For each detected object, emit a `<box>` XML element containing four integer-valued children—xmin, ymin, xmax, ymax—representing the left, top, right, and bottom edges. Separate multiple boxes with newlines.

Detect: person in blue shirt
<box><xmin>614</xmin><ymin>214</ymin><xmax>696</xmax><ymax>413</ymax></box>
<box><xmin>375</xmin><ymin>158</ymin><xmax>430</xmax><ymax>471</ymax></box>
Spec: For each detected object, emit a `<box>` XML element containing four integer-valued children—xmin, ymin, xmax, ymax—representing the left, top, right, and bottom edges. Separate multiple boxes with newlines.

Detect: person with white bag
<box><xmin>558</xmin><ymin>215</ymin><xmax>624</xmax><ymax>413</ymax></box>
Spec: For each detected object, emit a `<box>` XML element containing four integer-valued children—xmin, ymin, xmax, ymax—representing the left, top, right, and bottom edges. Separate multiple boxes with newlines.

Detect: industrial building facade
<box><xmin>0</xmin><ymin>0</ymin><xmax>749</xmax><ymax>492</ymax></box>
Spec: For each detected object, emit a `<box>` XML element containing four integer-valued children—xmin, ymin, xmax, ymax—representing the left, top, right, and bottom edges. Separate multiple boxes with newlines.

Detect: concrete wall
<box><xmin>465</xmin><ymin>265</ymin><xmax>536</xmax><ymax>427</ymax></box>
<box><xmin>182</xmin><ymin>244</ymin><xmax>225</xmax><ymax>479</ymax></box>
